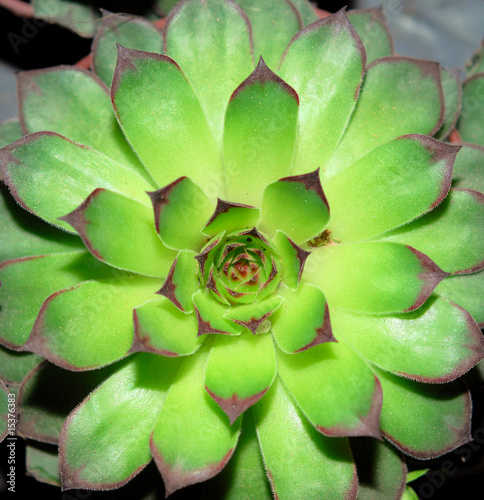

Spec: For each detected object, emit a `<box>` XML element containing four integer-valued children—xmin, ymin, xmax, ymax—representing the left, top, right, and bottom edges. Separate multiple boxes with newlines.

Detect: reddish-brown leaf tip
<box><xmin>405</xmin><ymin>246</ymin><xmax>449</xmax><ymax>312</ymax></box>
<box><xmin>284</xmin><ymin>235</ymin><xmax>310</xmax><ymax>284</ymax></box>
<box><xmin>147</xmin><ymin>177</ymin><xmax>187</xmax><ymax>234</ymax></box>
<box><xmin>278</xmin><ymin>168</ymin><xmax>330</xmax><ymax>212</ymax></box>
<box><xmin>204</xmin><ymin>198</ymin><xmax>257</xmax><ymax>230</ymax></box>
<box><xmin>280</xmin><ymin>9</ymin><xmax>366</xmax><ymax>101</ymax></box>
<box><xmin>194</xmin><ymin>304</ymin><xmax>234</xmax><ymax>337</ymax></box>
<box><xmin>156</xmin><ymin>257</ymin><xmax>185</xmax><ymax>311</ymax></box>
<box><xmin>111</xmin><ymin>45</ymin><xmax>181</xmax><ymax>101</ymax></box>
<box><xmin>206</xmin><ymin>386</ymin><xmax>269</xmax><ymax>425</ymax></box>
<box><xmin>58</xmin><ymin>188</ymin><xmax>106</xmax><ymax>261</ymax></box>
<box><xmin>230</xmin><ymin>56</ymin><xmax>299</xmax><ymax>104</ymax></box>
<box><xmin>230</xmin><ymin>311</ymin><xmax>275</xmax><ymax>335</ymax></box>
<box><xmin>295</xmin><ymin>303</ymin><xmax>337</xmax><ymax>352</ymax></box>
<box><xmin>150</xmin><ymin>437</ymin><xmax>234</xmax><ymax>498</ymax></box>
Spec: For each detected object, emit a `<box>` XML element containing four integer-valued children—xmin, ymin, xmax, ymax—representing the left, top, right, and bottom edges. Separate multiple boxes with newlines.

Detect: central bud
<box><xmin>196</xmin><ymin>228</ymin><xmax>281</xmax><ymax>305</ymax></box>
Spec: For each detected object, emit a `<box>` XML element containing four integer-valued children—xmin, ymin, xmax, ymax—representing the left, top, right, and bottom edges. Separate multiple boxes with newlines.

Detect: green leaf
<box><xmin>112</xmin><ymin>46</ymin><xmax>222</xmax><ymax>193</ymax></box>
<box><xmin>277</xmin><ymin>340</ymin><xmax>382</xmax><ymax>438</ymax></box>
<box><xmin>324</xmin><ymin>136</ymin><xmax>458</xmax><ymax>242</ymax></box>
<box><xmin>290</xmin><ymin>0</ymin><xmax>318</xmax><ymax>26</ymax></box>
<box><xmin>223</xmin><ymin>58</ymin><xmax>299</xmax><ymax>206</ymax></box>
<box><xmin>435</xmin><ymin>67</ymin><xmax>462</xmax><ymax>141</ymax></box>
<box><xmin>150</xmin><ymin>342</ymin><xmax>241</xmax><ymax>496</ymax></box>
<box><xmin>164</xmin><ymin>0</ymin><xmax>254</xmax><ymax>144</ymax></box>
<box><xmin>348</xmin><ymin>7</ymin><xmax>393</xmax><ymax>64</ymax></box>
<box><xmin>278</xmin><ymin>10</ymin><xmax>365</xmax><ymax>174</ymax></box>
<box><xmin>0</xmin><ymin>132</ymin><xmax>154</xmax><ymax>232</ymax></box>
<box><xmin>0</xmin><ymin>345</ymin><xmax>42</xmax><ymax>385</ymax></box>
<box><xmin>32</xmin><ymin>0</ymin><xmax>100</xmax><ymax>37</ymax></box>
<box><xmin>0</xmin><ymin>117</ymin><xmax>23</xmax><ymax>149</ymax></box>
<box><xmin>61</xmin><ymin>188</ymin><xmax>176</xmax><ymax>277</ymax></box>
<box><xmin>375</xmin><ymin>367</ymin><xmax>471</xmax><ymax>459</ymax></box>
<box><xmin>223</xmin><ymin>295</ymin><xmax>282</xmax><ymax>334</ymax></box>
<box><xmin>92</xmin><ymin>12</ymin><xmax>163</xmax><ymax>86</ymax></box>
<box><xmin>459</xmin><ymin>73</ymin><xmax>484</xmax><ymax>147</ymax></box>
<box><xmin>26</xmin><ymin>443</ymin><xmax>61</xmax><ymax>487</ymax></box>
<box><xmin>0</xmin><ymin>251</ymin><xmax>119</xmax><ymax>348</ymax></box>
<box><xmin>325</xmin><ymin>57</ymin><xmax>444</xmax><ymax>181</ymax></box>
<box><xmin>203</xmin><ymin>200</ymin><xmax>261</xmax><ymax>237</ymax></box>
<box><xmin>17</xmin><ymin>67</ymin><xmax>149</xmax><ymax>182</ymax></box>
<box><xmin>330</xmin><ymin>295</ymin><xmax>484</xmax><ymax>383</ymax></box>
<box><xmin>60</xmin><ymin>353</ymin><xmax>181</xmax><ymax>490</ymax></box>
<box><xmin>406</xmin><ymin>469</ymin><xmax>429</xmax><ymax>483</ymax></box>
<box><xmin>148</xmin><ymin>177</ymin><xmax>214</xmax><ymax>251</ymax></box>
<box><xmin>379</xmin><ymin>189</ymin><xmax>484</xmax><ymax>275</ymax></box>
<box><xmin>192</xmin><ymin>289</ymin><xmax>243</xmax><ymax>336</ymax></box>
<box><xmin>272</xmin><ymin>230</ymin><xmax>310</xmax><ymax>290</ymax></box>
<box><xmin>351</xmin><ymin>438</ymin><xmax>406</xmax><ymax>500</ymax></box>
<box><xmin>305</xmin><ymin>242</ymin><xmax>447</xmax><ymax>314</ymax></box>
<box><xmin>17</xmin><ymin>361</ymin><xmax>116</xmax><ymax>444</ymax></box>
<box><xmin>260</xmin><ymin>170</ymin><xmax>330</xmax><ymax>244</ymax></box>
<box><xmin>435</xmin><ymin>271</ymin><xmax>484</xmax><ymax>327</ymax></box>
<box><xmin>0</xmin><ymin>184</ymin><xmax>82</xmax><ymax>262</ymax></box>
<box><xmin>452</xmin><ymin>143</ymin><xmax>484</xmax><ymax>193</ymax></box>
<box><xmin>25</xmin><ymin>275</ymin><xmax>160</xmax><ymax>370</ymax></box>
<box><xmin>132</xmin><ymin>297</ymin><xmax>202</xmax><ymax>356</ymax></box>
<box><xmin>271</xmin><ymin>283</ymin><xmax>335</xmax><ymax>353</ymax></box>
<box><xmin>233</xmin><ymin>0</ymin><xmax>302</xmax><ymax>69</ymax></box>
<box><xmin>402</xmin><ymin>486</ymin><xmax>419</xmax><ymax>500</ymax></box>
<box><xmin>254</xmin><ymin>378</ymin><xmax>357</xmax><ymax>500</ymax></box>
<box><xmin>157</xmin><ymin>250</ymin><xmax>199</xmax><ymax>313</ymax></box>
<box><xmin>205</xmin><ymin>331</ymin><xmax>276</xmax><ymax>423</ymax></box>
<box><xmin>206</xmin><ymin>416</ymin><xmax>273</xmax><ymax>500</ymax></box>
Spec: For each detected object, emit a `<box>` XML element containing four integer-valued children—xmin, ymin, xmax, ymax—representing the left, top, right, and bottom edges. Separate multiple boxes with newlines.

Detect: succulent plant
<box><xmin>1</xmin><ymin>1</ymin><xmax>484</xmax><ymax>499</ymax></box>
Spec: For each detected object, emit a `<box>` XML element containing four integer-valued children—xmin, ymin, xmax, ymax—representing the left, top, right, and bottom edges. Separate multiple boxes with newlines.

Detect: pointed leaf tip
<box><xmin>203</xmin><ymin>199</ymin><xmax>261</xmax><ymax>236</ymax></box>
<box><xmin>408</xmin><ymin>135</ymin><xmax>461</xmax><ymax>210</ymax></box>
<box><xmin>147</xmin><ymin>177</ymin><xmax>187</xmax><ymax>234</ymax></box>
<box><xmin>405</xmin><ymin>246</ymin><xmax>448</xmax><ymax>312</ymax></box>
<box><xmin>157</xmin><ymin>278</ymin><xmax>181</xmax><ymax>310</ymax></box>
<box><xmin>294</xmin><ymin>303</ymin><xmax>337</xmax><ymax>352</ymax></box>
<box><xmin>206</xmin><ymin>386</ymin><xmax>269</xmax><ymax>425</ymax></box>
<box><xmin>261</xmin><ymin>169</ymin><xmax>329</xmax><ymax>243</ymax></box>
<box><xmin>112</xmin><ymin>45</ymin><xmax>179</xmax><ymax>97</ymax></box>
<box><xmin>230</xmin><ymin>56</ymin><xmax>299</xmax><ymax>104</ymax></box>
<box><xmin>58</xmin><ymin>188</ymin><xmax>105</xmax><ymax>260</ymax></box>
<box><xmin>280</xmin><ymin>168</ymin><xmax>329</xmax><ymax>210</ymax></box>
<box><xmin>151</xmin><ymin>440</ymin><xmax>234</xmax><ymax>498</ymax></box>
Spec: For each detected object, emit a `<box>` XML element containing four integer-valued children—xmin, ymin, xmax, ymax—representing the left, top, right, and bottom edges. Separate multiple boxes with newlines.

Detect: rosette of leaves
<box><xmin>1</xmin><ymin>1</ymin><xmax>484</xmax><ymax>499</ymax></box>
